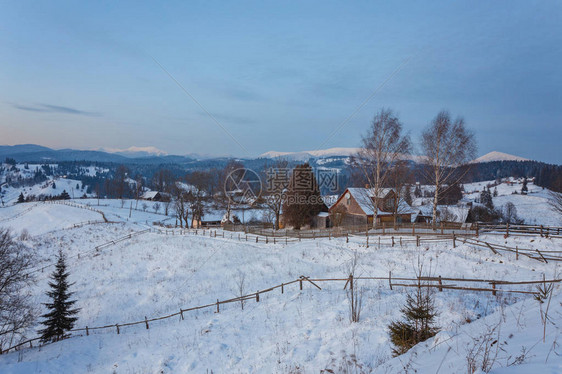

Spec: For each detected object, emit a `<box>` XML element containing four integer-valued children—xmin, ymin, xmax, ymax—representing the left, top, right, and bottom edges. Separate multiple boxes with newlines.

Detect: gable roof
<box><xmin>332</xmin><ymin>187</ymin><xmax>412</xmax><ymax>216</ymax></box>
<box><xmin>141</xmin><ymin>191</ymin><xmax>160</xmax><ymax>199</ymax></box>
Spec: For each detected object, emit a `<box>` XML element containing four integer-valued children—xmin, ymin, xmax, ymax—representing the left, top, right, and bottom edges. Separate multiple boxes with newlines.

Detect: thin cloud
<box><xmin>13</xmin><ymin>103</ymin><xmax>100</xmax><ymax>117</ymax></box>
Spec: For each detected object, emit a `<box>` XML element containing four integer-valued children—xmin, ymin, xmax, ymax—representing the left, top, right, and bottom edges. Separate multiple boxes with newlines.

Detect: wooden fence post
<box><xmin>346</xmin><ymin>233</ymin><xmax>349</xmax><ymax>243</ymax></box>
<box><xmin>506</xmin><ymin>222</ymin><xmax>509</xmax><ymax>237</ymax></box>
<box><xmin>388</xmin><ymin>271</ymin><xmax>393</xmax><ymax>290</ymax></box>
<box><xmin>438</xmin><ymin>276</ymin><xmax>443</xmax><ymax>292</ymax></box>
<box><xmin>299</xmin><ymin>278</ymin><xmax>303</xmax><ymax>290</ymax></box>
<box><xmin>516</xmin><ymin>246</ymin><xmax>519</xmax><ymax>260</ymax></box>
<box><xmin>145</xmin><ymin>317</ymin><xmax>149</xmax><ymax>329</ymax></box>
<box><xmin>116</xmin><ymin>324</ymin><xmax>120</xmax><ymax>334</ymax></box>
<box><xmin>281</xmin><ymin>283</ymin><xmax>284</xmax><ymax>294</ymax></box>
<box><xmin>440</xmin><ymin>222</ymin><xmax>444</xmax><ymax>235</ymax></box>
<box><xmin>216</xmin><ymin>299</ymin><xmax>220</xmax><ymax>313</ymax></box>
<box><xmin>412</xmin><ymin>223</ymin><xmax>415</xmax><ymax>236</ymax></box>
<box><xmin>492</xmin><ymin>283</ymin><xmax>496</xmax><ymax>296</ymax></box>
<box><xmin>366</xmin><ymin>236</ymin><xmax>369</xmax><ymax>248</ymax></box>
<box><xmin>256</xmin><ymin>291</ymin><xmax>260</xmax><ymax>302</ymax></box>
<box><xmin>180</xmin><ymin>309</ymin><xmax>184</xmax><ymax>320</ymax></box>
<box><xmin>391</xmin><ymin>236</ymin><xmax>395</xmax><ymax>247</ymax></box>
<box><xmin>453</xmin><ymin>234</ymin><xmax>456</xmax><ymax>248</ymax></box>
<box><xmin>86</xmin><ymin>326</ymin><xmax>89</xmax><ymax>336</ymax></box>
<box><xmin>416</xmin><ymin>235</ymin><xmax>420</xmax><ymax>247</ymax></box>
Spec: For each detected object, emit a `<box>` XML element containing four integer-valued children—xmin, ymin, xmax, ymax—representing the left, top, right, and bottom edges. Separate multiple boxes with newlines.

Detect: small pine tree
<box><xmin>404</xmin><ymin>184</ymin><xmax>413</xmax><ymax>206</ymax></box>
<box><xmin>480</xmin><ymin>189</ymin><xmax>494</xmax><ymax>210</ymax></box>
<box><xmin>388</xmin><ymin>284</ymin><xmax>439</xmax><ymax>356</ymax></box>
<box><xmin>17</xmin><ymin>192</ymin><xmax>25</xmax><ymax>203</ymax></box>
<box><xmin>493</xmin><ymin>187</ymin><xmax>498</xmax><ymax>197</ymax></box>
<box><xmin>59</xmin><ymin>190</ymin><xmax>71</xmax><ymax>200</ymax></box>
<box><xmin>521</xmin><ymin>178</ymin><xmax>528</xmax><ymax>194</ymax></box>
<box><xmin>52</xmin><ymin>182</ymin><xmax>57</xmax><ymax>189</ymax></box>
<box><xmin>414</xmin><ymin>184</ymin><xmax>422</xmax><ymax>198</ymax></box>
<box><xmin>39</xmin><ymin>251</ymin><xmax>79</xmax><ymax>343</ymax></box>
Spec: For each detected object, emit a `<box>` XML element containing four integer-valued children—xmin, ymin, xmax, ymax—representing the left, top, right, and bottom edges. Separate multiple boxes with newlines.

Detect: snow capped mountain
<box><xmin>471</xmin><ymin>151</ymin><xmax>530</xmax><ymax>164</ymax></box>
<box><xmin>259</xmin><ymin>147</ymin><xmax>361</xmax><ymax>160</ymax></box>
<box><xmin>101</xmin><ymin>146</ymin><xmax>168</xmax><ymax>158</ymax></box>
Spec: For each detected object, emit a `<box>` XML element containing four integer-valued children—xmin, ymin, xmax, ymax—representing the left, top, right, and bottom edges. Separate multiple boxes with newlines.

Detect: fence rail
<box><xmin>2</xmin><ymin>273</ymin><xmax>559</xmax><ymax>355</ymax></box>
<box><xmin>479</xmin><ymin>223</ymin><xmax>562</xmax><ymax>238</ymax></box>
<box><xmin>152</xmin><ymin>227</ymin><xmax>562</xmax><ymax>263</ymax></box>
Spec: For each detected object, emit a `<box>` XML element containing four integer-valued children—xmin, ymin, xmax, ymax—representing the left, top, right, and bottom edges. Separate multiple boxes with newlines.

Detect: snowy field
<box><xmin>1</xmin><ymin>203</ymin><xmax>562</xmax><ymax>372</ymax></box>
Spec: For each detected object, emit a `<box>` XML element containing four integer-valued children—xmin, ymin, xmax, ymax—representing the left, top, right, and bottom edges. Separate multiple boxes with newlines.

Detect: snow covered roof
<box><xmin>321</xmin><ymin>195</ymin><xmax>339</xmax><ymax>208</ymax></box>
<box><xmin>345</xmin><ymin>187</ymin><xmax>394</xmax><ymax>216</ymax></box>
<box><xmin>141</xmin><ymin>191</ymin><xmax>160</xmax><ymax>199</ymax></box>
<box><xmin>413</xmin><ymin>204</ymin><xmax>470</xmax><ymax>223</ymax></box>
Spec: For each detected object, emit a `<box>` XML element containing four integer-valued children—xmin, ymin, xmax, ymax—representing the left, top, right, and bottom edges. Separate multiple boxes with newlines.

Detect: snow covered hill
<box><xmin>0</xmin><ymin>201</ymin><xmax>562</xmax><ymax>372</ymax></box>
<box><xmin>471</xmin><ymin>151</ymin><xmax>530</xmax><ymax>164</ymax></box>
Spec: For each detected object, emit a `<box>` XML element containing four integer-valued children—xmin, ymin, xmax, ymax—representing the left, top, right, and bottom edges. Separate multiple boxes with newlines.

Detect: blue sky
<box><xmin>1</xmin><ymin>1</ymin><xmax>561</xmax><ymax>163</ymax></box>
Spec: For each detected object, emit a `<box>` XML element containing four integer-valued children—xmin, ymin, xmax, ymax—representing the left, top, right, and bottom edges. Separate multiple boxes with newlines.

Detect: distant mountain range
<box><xmin>259</xmin><ymin>148</ymin><xmax>532</xmax><ymax>164</ymax></box>
<box><xmin>0</xmin><ymin>144</ymin><xmax>195</xmax><ymax>164</ymax></box>
<box><xmin>0</xmin><ymin>144</ymin><xmax>541</xmax><ymax>165</ymax></box>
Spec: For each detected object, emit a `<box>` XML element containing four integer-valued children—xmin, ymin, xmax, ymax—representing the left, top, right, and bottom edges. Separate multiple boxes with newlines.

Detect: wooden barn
<box><xmin>329</xmin><ymin>187</ymin><xmax>414</xmax><ymax>226</ymax></box>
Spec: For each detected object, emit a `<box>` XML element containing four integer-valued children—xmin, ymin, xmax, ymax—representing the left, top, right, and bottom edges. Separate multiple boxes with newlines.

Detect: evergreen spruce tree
<box><xmin>493</xmin><ymin>187</ymin><xmax>498</xmax><ymax>197</ymax></box>
<box><xmin>59</xmin><ymin>190</ymin><xmax>71</xmax><ymax>200</ymax></box>
<box><xmin>39</xmin><ymin>251</ymin><xmax>79</xmax><ymax>343</ymax></box>
<box><xmin>388</xmin><ymin>284</ymin><xmax>439</xmax><ymax>356</ymax></box>
<box><xmin>480</xmin><ymin>189</ymin><xmax>494</xmax><ymax>210</ymax></box>
<box><xmin>17</xmin><ymin>192</ymin><xmax>25</xmax><ymax>203</ymax></box>
<box><xmin>52</xmin><ymin>182</ymin><xmax>56</xmax><ymax>189</ymax></box>
<box><xmin>404</xmin><ymin>184</ymin><xmax>413</xmax><ymax>206</ymax></box>
<box><xmin>282</xmin><ymin>163</ymin><xmax>324</xmax><ymax>229</ymax></box>
<box><xmin>521</xmin><ymin>178</ymin><xmax>528</xmax><ymax>194</ymax></box>
<box><xmin>414</xmin><ymin>184</ymin><xmax>422</xmax><ymax>198</ymax></box>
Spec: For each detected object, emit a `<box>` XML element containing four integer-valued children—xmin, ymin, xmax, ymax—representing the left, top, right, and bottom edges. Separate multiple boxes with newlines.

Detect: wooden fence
<box><xmin>44</xmin><ymin>200</ymin><xmax>108</xmax><ymax>223</ymax></box>
<box><xmin>224</xmin><ymin>222</ymin><xmax>478</xmax><ymax>238</ymax></box>
<box><xmin>2</xmin><ymin>273</ymin><xmax>560</xmax><ymax>355</ymax></box>
<box><xmin>479</xmin><ymin>223</ymin><xmax>562</xmax><ymax>238</ymax></box>
<box><xmin>153</xmin><ymin>227</ymin><xmax>562</xmax><ymax>263</ymax></box>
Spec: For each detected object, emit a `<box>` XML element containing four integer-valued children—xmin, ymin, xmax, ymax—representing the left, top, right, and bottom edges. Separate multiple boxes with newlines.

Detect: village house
<box><xmin>329</xmin><ymin>187</ymin><xmax>414</xmax><ymax>226</ymax></box>
<box><xmin>141</xmin><ymin>191</ymin><xmax>163</xmax><ymax>201</ymax></box>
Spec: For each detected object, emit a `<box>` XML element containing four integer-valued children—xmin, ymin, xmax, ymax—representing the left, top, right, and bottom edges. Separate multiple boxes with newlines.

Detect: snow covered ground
<box><xmin>412</xmin><ymin>178</ymin><xmax>562</xmax><ymax>226</ymax></box>
<box><xmin>1</xmin><ymin>177</ymin><xmax>89</xmax><ymax>206</ymax></box>
<box><xmin>1</xmin><ymin>202</ymin><xmax>562</xmax><ymax>373</ymax></box>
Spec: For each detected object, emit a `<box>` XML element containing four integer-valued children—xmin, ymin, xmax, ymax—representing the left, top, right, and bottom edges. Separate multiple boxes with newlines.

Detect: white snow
<box><xmin>0</xmin><ymin>200</ymin><xmax>561</xmax><ymax>372</ymax></box>
<box><xmin>471</xmin><ymin>151</ymin><xmax>530</xmax><ymax>164</ymax></box>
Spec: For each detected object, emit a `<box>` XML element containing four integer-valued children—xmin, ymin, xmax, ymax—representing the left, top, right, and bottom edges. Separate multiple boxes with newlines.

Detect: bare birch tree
<box><xmin>263</xmin><ymin>159</ymin><xmax>289</xmax><ymax>230</ymax></box>
<box><xmin>0</xmin><ymin>229</ymin><xmax>35</xmax><ymax>350</ymax></box>
<box><xmin>355</xmin><ymin>109</ymin><xmax>411</xmax><ymax>228</ymax></box>
<box><xmin>421</xmin><ymin>110</ymin><xmax>476</xmax><ymax>227</ymax></box>
<box><xmin>550</xmin><ymin>191</ymin><xmax>562</xmax><ymax>217</ymax></box>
